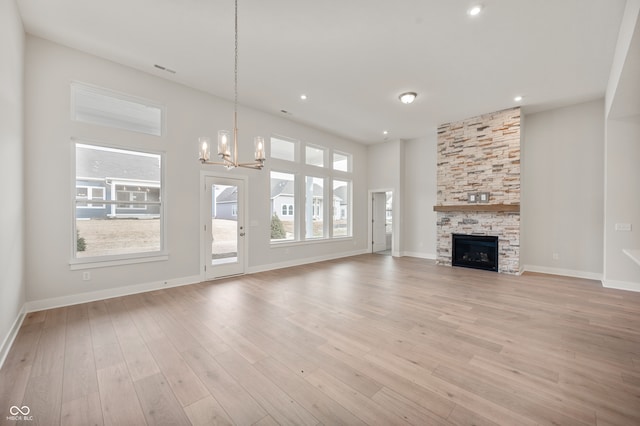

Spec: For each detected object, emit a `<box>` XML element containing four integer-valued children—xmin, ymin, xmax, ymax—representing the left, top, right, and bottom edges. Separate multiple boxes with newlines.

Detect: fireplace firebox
<box><xmin>452</xmin><ymin>234</ymin><xmax>498</xmax><ymax>272</ymax></box>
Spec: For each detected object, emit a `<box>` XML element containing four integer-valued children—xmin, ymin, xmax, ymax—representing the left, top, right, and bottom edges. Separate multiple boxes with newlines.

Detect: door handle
<box><xmin>239</xmin><ymin>232</ymin><xmax>246</xmax><ymax>236</ymax></box>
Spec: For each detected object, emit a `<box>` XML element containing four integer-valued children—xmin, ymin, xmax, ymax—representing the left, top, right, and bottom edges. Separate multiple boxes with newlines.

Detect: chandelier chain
<box><xmin>234</xmin><ymin>0</ymin><xmax>238</xmax><ymax>118</ymax></box>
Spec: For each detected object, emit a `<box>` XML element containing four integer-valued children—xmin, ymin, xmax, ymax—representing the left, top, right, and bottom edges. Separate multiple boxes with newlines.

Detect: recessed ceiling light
<box><xmin>468</xmin><ymin>5</ymin><xmax>482</xmax><ymax>16</ymax></box>
<box><xmin>399</xmin><ymin>92</ymin><xmax>417</xmax><ymax>104</ymax></box>
<box><xmin>514</xmin><ymin>95</ymin><xmax>523</xmax><ymax>102</ymax></box>
<box><xmin>300</xmin><ymin>94</ymin><xmax>308</xmax><ymax>100</ymax></box>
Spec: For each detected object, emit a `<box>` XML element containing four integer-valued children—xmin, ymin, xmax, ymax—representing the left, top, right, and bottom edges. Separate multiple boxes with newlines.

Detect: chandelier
<box><xmin>198</xmin><ymin>0</ymin><xmax>266</xmax><ymax>170</ymax></box>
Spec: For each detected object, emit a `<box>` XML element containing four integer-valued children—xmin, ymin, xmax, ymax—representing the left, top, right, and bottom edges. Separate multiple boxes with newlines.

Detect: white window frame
<box><xmin>270</xmin><ymin>135</ymin><xmax>298</xmax><ymax>162</ymax></box>
<box><xmin>332</xmin><ymin>179</ymin><xmax>352</xmax><ymax>238</ymax></box>
<box><xmin>270</xmin><ymin>170</ymin><xmax>297</xmax><ymax>243</ymax></box>
<box><xmin>305</xmin><ymin>144</ymin><xmax>326</xmax><ymax>168</ymax></box>
<box><xmin>333</xmin><ymin>150</ymin><xmax>352</xmax><ymax>172</ymax></box>
<box><xmin>70</xmin><ymin>140</ymin><xmax>167</xmax><ymax>269</ymax></box>
<box><xmin>269</xmin><ymin>136</ymin><xmax>353</xmax><ymax>246</ymax></box>
<box><xmin>71</xmin><ymin>81</ymin><xmax>165</xmax><ymax>136</ymax></box>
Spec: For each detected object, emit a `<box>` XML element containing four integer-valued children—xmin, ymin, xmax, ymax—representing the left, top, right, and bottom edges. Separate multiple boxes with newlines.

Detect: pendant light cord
<box><xmin>234</xmin><ymin>0</ymin><xmax>238</xmax><ymax>122</ymax></box>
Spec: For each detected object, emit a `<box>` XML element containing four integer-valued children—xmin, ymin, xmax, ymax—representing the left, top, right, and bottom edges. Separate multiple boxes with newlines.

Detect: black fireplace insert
<box><xmin>452</xmin><ymin>234</ymin><xmax>498</xmax><ymax>272</ymax></box>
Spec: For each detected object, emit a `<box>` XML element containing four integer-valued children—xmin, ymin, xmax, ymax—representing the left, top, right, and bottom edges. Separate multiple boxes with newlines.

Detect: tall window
<box><xmin>74</xmin><ymin>143</ymin><xmax>163</xmax><ymax>259</ymax></box>
<box><xmin>270</xmin><ymin>171</ymin><xmax>295</xmax><ymax>242</ymax></box>
<box><xmin>333</xmin><ymin>180</ymin><xmax>351</xmax><ymax>237</ymax></box>
<box><xmin>305</xmin><ymin>176</ymin><xmax>325</xmax><ymax>239</ymax></box>
<box><xmin>386</xmin><ymin>192</ymin><xmax>393</xmax><ymax>233</ymax></box>
<box><xmin>269</xmin><ymin>136</ymin><xmax>352</xmax><ymax>243</ymax></box>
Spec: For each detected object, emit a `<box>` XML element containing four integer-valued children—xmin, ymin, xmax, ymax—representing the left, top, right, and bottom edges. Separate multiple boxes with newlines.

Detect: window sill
<box><xmin>69</xmin><ymin>252</ymin><xmax>169</xmax><ymax>270</ymax></box>
<box><xmin>270</xmin><ymin>237</ymin><xmax>353</xmax><ymax>248</ymax></box>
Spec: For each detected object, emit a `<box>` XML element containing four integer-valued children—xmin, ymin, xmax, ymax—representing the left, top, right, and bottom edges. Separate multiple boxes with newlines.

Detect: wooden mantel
<box><xmin>433</xmin><ymin>204</ymin><xmax>520</xmax><ymax>213</ymax></box>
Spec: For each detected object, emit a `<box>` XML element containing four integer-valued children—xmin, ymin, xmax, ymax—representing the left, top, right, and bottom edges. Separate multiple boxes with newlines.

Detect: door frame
<box><xmin>200</xmin><ymin>171</ymin><xmax>249</xmax><ymax>280</ymax></box>
<box><xmin>368</xmin><ymin>188</ymin><xmax>394</xmax><ymax>255</ymax></box>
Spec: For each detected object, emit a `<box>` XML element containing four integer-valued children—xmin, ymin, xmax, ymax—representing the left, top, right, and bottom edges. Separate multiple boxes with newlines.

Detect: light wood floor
<box><xmin>2</xmin><ymin>254</ymin><xmax>640</xmax><ymax>425</ymax></box>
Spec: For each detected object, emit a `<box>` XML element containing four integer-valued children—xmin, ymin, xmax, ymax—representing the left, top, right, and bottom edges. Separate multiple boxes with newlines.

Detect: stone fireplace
<box><xmin>434</xmin><ymin>108</ymin><xmax>521</xmax><ymax>274</ymax></box>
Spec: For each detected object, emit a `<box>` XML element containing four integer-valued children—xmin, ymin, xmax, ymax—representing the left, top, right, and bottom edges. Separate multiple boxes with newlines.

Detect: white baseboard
<box><xmin>602</xmin><ymin>279</ymin><xmax>640</xmax><ymax>293</ymax></box>
<box><xmin>248</xmin><ymin>249</ymin><xmax>369</xmax><ymax>274</ymax></box>
<box><xmin>24</xmin><ymin>275</ymin><xmax>202</xmax><ymax>313</ymax></box>
<box><xmin>0</xmin><ymin>304</ymin><xmax>26</xmax><ymax>370</ymax></box>
<box><xmin>522</xmin><ymin>264</ymin><xmax>603</xmax><ymax>281</ymax></box>
<box><xmin>401</xmin><ymin>251</ymin><xmax>437</xmax><ymax>260</ymax></box>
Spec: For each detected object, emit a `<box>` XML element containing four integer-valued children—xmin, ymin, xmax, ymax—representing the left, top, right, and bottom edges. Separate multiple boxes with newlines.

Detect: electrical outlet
<box><xmin>615</xmin><ymin>223</ymin><xmax>632</xmax><ymax>232</ymax></box>
<box><xmin>82</xmin><ymin>272</ymin><xmax>91</xmax><ymax>281</ymax></box>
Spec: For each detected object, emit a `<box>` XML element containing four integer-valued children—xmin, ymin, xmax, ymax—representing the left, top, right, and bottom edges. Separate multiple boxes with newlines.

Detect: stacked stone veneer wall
<box><xmin>436</xmin><ymin>107</ymin><xmax>521</xmax><ymax>274</ymax></box>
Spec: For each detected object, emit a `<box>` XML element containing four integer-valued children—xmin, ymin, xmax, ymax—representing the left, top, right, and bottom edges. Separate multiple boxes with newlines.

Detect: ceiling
<box><xmin>16</xmin><ymin>0</ymin><xmax>627</xmax><ymax>144</ymax></box>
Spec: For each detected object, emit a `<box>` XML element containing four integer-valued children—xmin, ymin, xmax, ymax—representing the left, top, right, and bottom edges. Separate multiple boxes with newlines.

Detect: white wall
<box><xmin>606</xmin><ymin>0</ymin><xmax>640</xmax><ymax>118</ymax></box>
<box><xmin>604</xmin><ymin>117</ymin><xmax>640</xmax><ymax>288</ymax></box>
<box><xmin>0</xmin><ymin>0</ymin><xmax>26</xmax><ymax>361</ymax></box>
<box><xmin>366</xmin><ymin>135</ymin><xmax>437</xmax><ymax>259</ymax></box>
<box><xmin>367</xmin><ymin>139</ymin><xmax>403</xmax><ymax>255</ymax></box>
<box><xmin>603</xmin><ymin>1</ymin><xmax>640</xmax><ymax>291</ymax></box>
<box><xmin>403</xmin><ymin>135</ymin><xmax>437</xmax><ymax>258</ymax></box>
<box><xmin>521</xmin><ymin>100</ymin><xmax>604</xmax><ymax>279</ymax></box>
<box><xmin>24</xmin><ymin>36</ymin><xmax>367</xmax><ymax>305</ymax></box>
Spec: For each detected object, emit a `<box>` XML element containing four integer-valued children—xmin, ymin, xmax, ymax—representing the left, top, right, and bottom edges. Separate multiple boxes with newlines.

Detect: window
<box><xmin>74</xmin><ymin>143</ymin><xmax>163</xmax><ymax>260</ymax></box>
<box><xmin>280</xmin><ymin>204</ymin><xmax>294</xmax><ymax>216</ymax></box>
<box><xmin>386</xmin><ymin>192</ymin><xmax>393</xmax><ymax>233</ymax></box>
<box><xmin>269</xmin><ymin>136</ymin><xmax>352</xmax><ymax>244</ymax></box>
<box><xmin>71</xmin><ymin>82</ymin><xmax>163</xmax><ymax>136</ymax></box>
<box><xmin>271</xmin><ymin>137</ymin><xmax>296</xmax><ymax>162</ymax></box>
<box><xmin>271</xmin><ymin>171</ymin><xmax>295</xmax><ymax>242</ymax></box>
<box><xmin>333</xmin><ymin>151</ymin><xmax>351</xmax><ymax>172</ymax></box>
<box><xmin>333</xmin><ymin>180</ymin><xmax>351</xmax><ymax>237</ymax></box>
<box><xmin>306</xmin><ymin>145</ymin><xmax>325</xmax><ymax>167</ymax></box>
<box><xmin>305</xmin><ymin>176</ymin><xmax>325</xmax><ymax>239</ymax></box>
<box><xmin>76</xmin><ymin>186</ymin><xmax>105</xmax><ymax>208</ymax></box>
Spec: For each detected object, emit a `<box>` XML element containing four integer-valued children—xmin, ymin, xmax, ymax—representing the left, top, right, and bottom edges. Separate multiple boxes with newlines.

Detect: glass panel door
<box><xmin>203</xmin><ymin>176</ymin><xmax>245</xmax><ymax>279</ymax></box>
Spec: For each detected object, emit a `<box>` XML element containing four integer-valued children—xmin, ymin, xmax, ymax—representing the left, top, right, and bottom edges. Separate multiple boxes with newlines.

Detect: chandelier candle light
<box><xmin>198</xmin><ymin>0</ymin><xmax>266</xmax><ymax>170</ymax></box>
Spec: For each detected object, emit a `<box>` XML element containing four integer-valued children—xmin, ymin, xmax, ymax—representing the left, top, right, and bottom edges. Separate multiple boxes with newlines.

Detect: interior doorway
<box><xmin>371</xmin><ymin>190</ymin><xmax>393</xmax><ymax>255</ymax></box>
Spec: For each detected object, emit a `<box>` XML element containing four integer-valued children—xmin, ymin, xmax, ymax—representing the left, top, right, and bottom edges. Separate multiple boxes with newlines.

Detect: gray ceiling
<box><xmin>16</xmin><ymin>0</ymin><xmax>627</xmax><ymax>144</ymax></box>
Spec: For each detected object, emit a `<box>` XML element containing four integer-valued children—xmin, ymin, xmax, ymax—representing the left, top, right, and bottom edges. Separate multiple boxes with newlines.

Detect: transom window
<box><xmin>71</xmin><ymin>82</ymin><xmax>164</xmax><ymax>136</ymax></box>
<box><xmin>333</xmin><ymin>151</ymin><xmax>351</xmax><ymax>172</ymax></box>
<box><xmin>305</xmin><ymin>145</ymin><xmax>325</xmax><ymax>167</ymax></box>
<box><xmin>270</xmin><ymin>136</ymin><xmax>296</xmax><ymax>162</ymax></box>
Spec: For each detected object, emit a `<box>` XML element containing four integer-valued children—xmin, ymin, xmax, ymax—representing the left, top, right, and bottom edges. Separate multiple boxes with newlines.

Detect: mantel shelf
<box><xmin>433</xmin><ymin>204</ymin><xmax>520</xmax><ymax>213</ymax></box>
